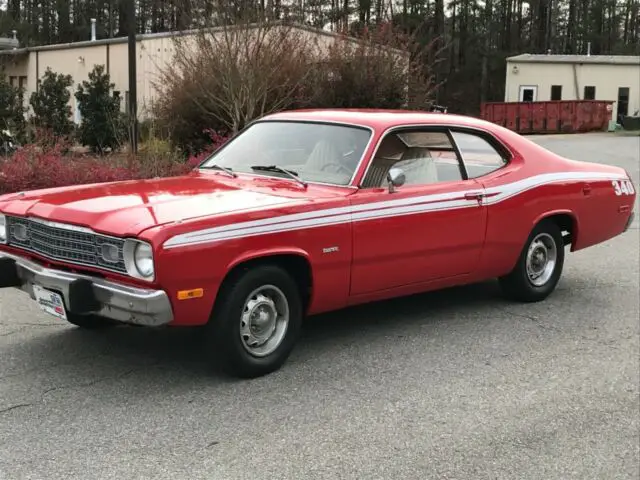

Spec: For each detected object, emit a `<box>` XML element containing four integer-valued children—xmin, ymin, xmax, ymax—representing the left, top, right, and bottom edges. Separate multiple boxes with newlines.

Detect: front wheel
<box><xmin>499</xmin><ymin>220</ymin><xmax>565</xmax><ymax>302</ymax></box>
<box><xmin>204</xmin><ymin>265</ymin><xmax>303</xmax><ymax>378</ymax></box>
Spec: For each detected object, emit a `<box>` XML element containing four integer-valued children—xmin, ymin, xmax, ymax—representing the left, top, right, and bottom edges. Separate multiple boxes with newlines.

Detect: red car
<box><xmin>0</xmin><ymin>109</ymin><xmax>636</xmax><ymax>377</ymax></box>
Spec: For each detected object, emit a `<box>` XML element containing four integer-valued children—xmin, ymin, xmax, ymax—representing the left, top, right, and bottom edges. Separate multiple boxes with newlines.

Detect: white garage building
<box><xmin>504</xmin><ymin>54</ymin><xmax>640</xmax><ymax>121</ymax></box>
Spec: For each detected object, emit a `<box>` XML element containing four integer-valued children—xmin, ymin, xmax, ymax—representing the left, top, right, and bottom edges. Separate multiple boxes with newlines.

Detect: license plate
<box><xmin>32</xmin><ymin>285</ymin><xmax>68</xmax><ymax>321</ymax></box>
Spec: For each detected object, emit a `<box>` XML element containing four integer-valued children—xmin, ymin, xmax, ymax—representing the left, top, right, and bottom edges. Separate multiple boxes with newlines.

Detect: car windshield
<box><xmin>199</xmin><ymin>121</ymin><xmax>372</xmax><ymax>186</ymax></box>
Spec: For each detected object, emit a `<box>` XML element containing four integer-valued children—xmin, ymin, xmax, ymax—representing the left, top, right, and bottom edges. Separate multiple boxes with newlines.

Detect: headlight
<box><xmin>123</xmin><ymin>239</ymin><xmax>155</xmax><ymax>281</ymax></box>
<box><xmin>0</xmin><ymin>214</ymin><xmax>6</xmax><ymax>243</ymax></box>
<box><xmin>134</xmin><ymin>243</ymin><xmax>154</xmax><ymax>278</ymax></box>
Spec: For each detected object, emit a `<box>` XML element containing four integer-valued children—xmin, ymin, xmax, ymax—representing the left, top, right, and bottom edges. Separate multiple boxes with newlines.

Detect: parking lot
<box><xmin>0</xmin><ymin>133</ymin><xmax>638</xmax><ymax>480</ymax></box>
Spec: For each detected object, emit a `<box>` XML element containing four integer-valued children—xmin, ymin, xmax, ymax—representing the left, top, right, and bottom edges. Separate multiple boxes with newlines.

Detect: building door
<box><xmin>617</xmin><ymin>87</ymin><xmax>630</xmax><ymax>119</ymax></box>
<box><xmin>519</xmin><ymin>85</ymin><xmax>537</xmax><ymax>102</ymax></box>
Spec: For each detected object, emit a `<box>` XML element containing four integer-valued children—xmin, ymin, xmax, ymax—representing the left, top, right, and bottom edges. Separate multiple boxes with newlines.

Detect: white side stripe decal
<box><xmin>165</xmin><ymin>199</ymin><xmax>477</xmax><ymax>246</ymax></box>
<box><xmin>483</xmin><ymin>171</ymin><xmax>627</xmax><ymax>205</ymax></box>
<box><xmin>163</xmin><ymin>171</ymin><xmax>629</xmax><ymax>249</ymax></box>
<box><xmin>165</xmin><ymin>191</ymin><xmax>472</xmax><ymax>246</ymax></box>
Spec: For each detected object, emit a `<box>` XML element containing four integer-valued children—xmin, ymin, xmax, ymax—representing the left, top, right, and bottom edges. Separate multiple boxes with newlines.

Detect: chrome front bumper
<box><xmin>0</xmin><ymin>251</ymin><xmax>173</xmax><ymax>326</ymax></box>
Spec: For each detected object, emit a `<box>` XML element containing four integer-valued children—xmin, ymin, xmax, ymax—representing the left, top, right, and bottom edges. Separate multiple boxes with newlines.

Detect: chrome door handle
<box><xmin>464</xmin><ymin>192</ymin><xmax>486</xmax><ymax>201</ymax></box>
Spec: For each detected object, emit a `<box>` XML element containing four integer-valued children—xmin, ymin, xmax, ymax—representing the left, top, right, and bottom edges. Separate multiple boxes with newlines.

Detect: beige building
<box><xmin>504</xmin><ymin>54</ymin><xmax>640</xmax><ymax>121</ymax></box>
<box><xmin>1</xmin><ymin>22</ymin><xmax>407</xmax><ymax>122</ymax></box>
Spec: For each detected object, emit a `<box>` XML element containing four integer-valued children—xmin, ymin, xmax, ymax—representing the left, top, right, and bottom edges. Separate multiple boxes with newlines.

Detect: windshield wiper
<box><xmin>200</xmin><ymin>163</ymin><xmax>237</xmax><ymax>178</ymax></box>
<box><xmin>250</xmin><ymin>165</ymin><xmax>307</xmax><ymax>187</ymax></box>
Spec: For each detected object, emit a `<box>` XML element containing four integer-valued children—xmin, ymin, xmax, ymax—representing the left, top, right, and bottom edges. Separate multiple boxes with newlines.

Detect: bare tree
<box><xmin>153</xmin><ymin>20</ymin><xmax>320</xmax><ymax>144</ymax></box>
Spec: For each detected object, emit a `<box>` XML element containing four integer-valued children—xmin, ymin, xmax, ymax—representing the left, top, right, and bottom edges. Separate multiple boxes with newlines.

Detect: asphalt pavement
<box><xmin>0</xmin><ymin>133</ymin><xmax>638</xmax><ymax>480</ymax></box>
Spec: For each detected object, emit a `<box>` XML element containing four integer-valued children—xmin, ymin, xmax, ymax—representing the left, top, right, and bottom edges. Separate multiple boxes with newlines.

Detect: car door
<box><xmin>349</xmin><ymin>127</ymin><xmax>488</xmax><ymax>297</ymax></box>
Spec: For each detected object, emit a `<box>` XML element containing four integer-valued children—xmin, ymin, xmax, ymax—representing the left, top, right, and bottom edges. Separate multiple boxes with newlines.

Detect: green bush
<box><xmin>75</xmin><ymin>65</ymin><xmax>127</xmax><ymax>154</ymax></box>
<box><xmin>0</xmin><ymin>75</ymin><xmax>27</xmax><ymax>143</ymax></box>
<box><xmin>29</xmin><ymin>68</ymin><xmax>74</xmax><ymax>138</ymax></box>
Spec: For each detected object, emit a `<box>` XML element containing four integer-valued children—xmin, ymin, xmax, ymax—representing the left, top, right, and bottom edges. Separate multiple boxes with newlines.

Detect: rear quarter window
<box><xmin>451</xmin><ymin>131</ymin><xmax>507</xmax><ymax>179</ymax></box>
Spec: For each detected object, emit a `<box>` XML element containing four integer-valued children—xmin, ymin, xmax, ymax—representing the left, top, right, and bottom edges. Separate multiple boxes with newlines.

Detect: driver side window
<box><xmin>361</xmin><ymin>129</ymin><xmax>464</xmax><ymax>189</ymax></box>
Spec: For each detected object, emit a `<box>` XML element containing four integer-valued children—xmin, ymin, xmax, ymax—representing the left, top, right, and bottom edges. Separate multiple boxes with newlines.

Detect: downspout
<box><xmin>504</xmin><ymin>62</ymin><xmax>510</xmax><ymax>101</ymax></box>
<box><xmin>572</xmin><ymin>63</ymin><xmax>580</xmax><ymax>99</ymax></box>
<box><xmin>35</xmin><ymin>51</ymin><xmax>39</xmax><ymax>93</ymax></box>
<box><xmin>106</xmin><ymin>44</ymin><xmax>110</xmax><ymax>74</ymax></box>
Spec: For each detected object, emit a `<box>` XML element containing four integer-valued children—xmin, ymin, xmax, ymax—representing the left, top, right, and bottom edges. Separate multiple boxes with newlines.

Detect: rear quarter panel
<box><xmin>477</xmin><ymin>175</ymin><xmax>583</xmax><ymax>278</ymax></box>
<box><xmin>571</xmin><ymin>177</ymin><xmax>635</xmax><ymax>250</ymax></box>
<box><xmin>475</xmin><ymin>149</ymin><xmax>632</xmax><ymax>279</ymax></box>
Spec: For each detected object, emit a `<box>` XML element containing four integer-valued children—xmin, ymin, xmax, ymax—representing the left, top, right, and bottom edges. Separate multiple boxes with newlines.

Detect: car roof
<box><xmin>261</xmin><ymin>108</ymin><xmax>502</xmax><ymax>132</ymax></box>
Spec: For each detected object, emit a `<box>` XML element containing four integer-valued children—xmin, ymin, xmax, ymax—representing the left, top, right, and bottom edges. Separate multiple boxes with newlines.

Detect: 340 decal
<box><xmin>612</xmin><ymin>180</ymin><xmax>635</xmax><ymax>196</ymax></box>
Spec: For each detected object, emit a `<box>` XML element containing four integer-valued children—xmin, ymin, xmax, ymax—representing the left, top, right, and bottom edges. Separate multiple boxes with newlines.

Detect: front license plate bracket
<box><xmin>32</xmin><ymin>284</ymin><xmax>68</xmax><ymax>321</ymax></box>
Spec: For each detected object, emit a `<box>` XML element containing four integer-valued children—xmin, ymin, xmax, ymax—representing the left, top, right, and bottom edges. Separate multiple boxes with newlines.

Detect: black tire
<box><xmin>205</xmin><ymin>264</ymin><xmax>303</xmax><ymax>378</ymax></box>
<box><xmin>498</xmin><ymin>219</ymin><xmax>565</xmax><ymax>303</ymax></box>
<box><xmin>65</xmin><ymin>313</ymin><xmax>117</xmax><ymax>329</ymax></box>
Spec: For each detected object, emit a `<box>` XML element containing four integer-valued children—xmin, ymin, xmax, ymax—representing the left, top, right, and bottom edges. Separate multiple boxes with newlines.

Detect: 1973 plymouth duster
<box><xmin>0</xmin><ymin>109</ymin><xmax>636</xmax><ymax>377</ymax></box>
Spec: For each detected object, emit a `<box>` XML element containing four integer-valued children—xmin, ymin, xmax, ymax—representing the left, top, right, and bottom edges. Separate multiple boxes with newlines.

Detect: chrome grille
<box><xmin>6</xmin><ymin>216</ymin><xmax>127</xmax><ymax>274</ymax></box>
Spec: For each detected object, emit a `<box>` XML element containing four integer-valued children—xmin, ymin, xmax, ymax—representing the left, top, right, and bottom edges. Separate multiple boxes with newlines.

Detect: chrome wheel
<box><xmin>239</xmin><ymin>285</ymin><xmax>290</xmax><ymax>357</ymax></box>
<box><xmin>526</xmin><ymin>233</ymin><xmax>557</xmax><ymax>287</ymax></box>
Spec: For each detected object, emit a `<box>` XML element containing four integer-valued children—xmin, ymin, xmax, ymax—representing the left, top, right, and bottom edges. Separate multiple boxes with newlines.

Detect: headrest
<box><xmin>374</xmin><ymin>134</ymin><xmax>406</xmax><ymax>160</ymax></box>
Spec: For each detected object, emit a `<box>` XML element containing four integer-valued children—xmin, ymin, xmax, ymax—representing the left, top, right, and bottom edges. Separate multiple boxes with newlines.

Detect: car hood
<box><xmin>0</xmin><ymin>173</ymin><xmax>322</xmax><ymax>237</ymax></box>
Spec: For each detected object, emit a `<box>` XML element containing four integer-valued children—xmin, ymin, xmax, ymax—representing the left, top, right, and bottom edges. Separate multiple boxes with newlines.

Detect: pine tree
<box><xmin>0</xmin><ymin>76</ymin><xmax>27</xmax><ymax>143</ymax></box>
<box><xmin>30</xmin><ymin>68</ymin><xmax>74</xmax><ymax>137</ymax></box>
<box><xmin>74</xmin><ymin>65</ymin><xmax>126</xmax><ymax>153</ymax></box>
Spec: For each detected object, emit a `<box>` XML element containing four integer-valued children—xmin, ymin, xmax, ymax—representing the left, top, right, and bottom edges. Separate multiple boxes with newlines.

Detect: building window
<box><xmin>550</xmin><ymin>85</ymin><xmax>562</xmax><ymax>101</ymax></box>
<box><xmin>584</xmin><ymin>86</ymin><xmax>596</xmax><ymax>100</ymax></box>
<box><xmin>9</xmin><ymin>76</ymin><xmax>16</xmax><ymax>87</ymax></box>
<box><xmin>18</xmin><ymin>76</ymin><xmax>27</xmax><ymax>91</ymax></box>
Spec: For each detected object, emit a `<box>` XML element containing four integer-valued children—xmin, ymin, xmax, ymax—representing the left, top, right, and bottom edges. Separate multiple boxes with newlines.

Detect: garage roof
<box><xmin>507</xmin><ymin>54</ymin><xmax>640</xmax><ymax>66</ymax></box>
<box><xmin>0</xmin><ymin>21</ymin><xmax>407</xmax><ymax>56</ymax></box>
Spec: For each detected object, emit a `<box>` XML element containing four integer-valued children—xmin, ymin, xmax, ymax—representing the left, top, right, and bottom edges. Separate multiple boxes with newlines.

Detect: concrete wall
<box><xmin>2</xmin><ymin>41</ymin><xmax>158</xmax><ymax>120</ymax></box>
<box><xmin>504</xmin><ymin>60</ymin><xmax>640</xmax><ymax>120</ymax></box>
<box><xmin>0</xmin><ymin>53</ymin><xmax>30</xmax><ymax>94</ymax></box>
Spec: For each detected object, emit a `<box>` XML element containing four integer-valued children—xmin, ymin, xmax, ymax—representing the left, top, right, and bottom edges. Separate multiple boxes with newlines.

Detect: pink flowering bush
<box><xmin>0</xmin><ymin>143</ymin><xmax>136</xmax><ymax>195</ymax></box>
<box><xmin>0</xmin><ymin>130</ymin><xmax>230</xmax><ymax>195</ymax></box>
<box><xmin>186</xmin><ymin>129</ymin><xmax>230</xmax><ymax>168</ymax></box>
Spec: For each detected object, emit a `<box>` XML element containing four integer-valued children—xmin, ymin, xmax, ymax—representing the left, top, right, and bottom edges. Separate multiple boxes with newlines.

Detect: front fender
<box><xmin>225</xmin><ymin>246</ymin><xmax>313</xmax><ymax>273</ymax></box>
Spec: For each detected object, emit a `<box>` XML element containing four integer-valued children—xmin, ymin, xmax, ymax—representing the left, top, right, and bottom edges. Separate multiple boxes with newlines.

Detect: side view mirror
<box><xmin>387</xmin><ymin>167</ymin><xmax>405</xmax><ymax>193</ymax></box>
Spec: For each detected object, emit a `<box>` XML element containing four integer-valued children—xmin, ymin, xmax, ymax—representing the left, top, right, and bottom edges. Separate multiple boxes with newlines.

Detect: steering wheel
<box><xmin>320</xmin><ymin>162</ymin><xmax>352</xmax><ymax>176</ymax></box>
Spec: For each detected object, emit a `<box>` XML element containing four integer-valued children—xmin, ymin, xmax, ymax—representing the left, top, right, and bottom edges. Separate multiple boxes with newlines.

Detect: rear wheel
<box><xmin>499</xmin><ymin>220</ymin><xmax>565</xmax><ymax>302</ymax></box>
<box><xmin>66</xmin><ymin>313</ymin><xmax>117</xmax><ymax>329</ymax></box>
<box><xmin>204</xmin><ymin>264</ymin><xmax>303</xmax><ymax>378</ymax></box>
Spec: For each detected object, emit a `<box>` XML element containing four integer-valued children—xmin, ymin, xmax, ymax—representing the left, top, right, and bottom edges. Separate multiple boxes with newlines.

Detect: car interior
<box><xmin>231</xmin><ymin>125</ymin><xmax>508</xmax><ymax>187</ymax></box>
<box><xmin>361</xmin><ymin>130</ymin><xmax>508</xmax><ymax>189</ymax></box>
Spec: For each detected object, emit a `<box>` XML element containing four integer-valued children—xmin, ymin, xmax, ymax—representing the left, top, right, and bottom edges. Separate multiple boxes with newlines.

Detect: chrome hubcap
<box><xmin>526</xmin><ymin>233</ymin><xmax>557</xmax><ymax>287</ymax></box>
<box><xmin>240</xmin><ymin>285</ymin><xmax>289</xmax><ymax>357</ymax></box>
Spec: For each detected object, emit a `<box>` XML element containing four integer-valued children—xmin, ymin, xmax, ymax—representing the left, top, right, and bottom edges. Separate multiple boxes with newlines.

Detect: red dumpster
<box><xmin>480</xmin><ymin>100</ymin><xmax>614</xmax><ymax>134</ymax></box>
